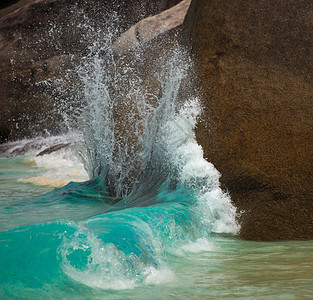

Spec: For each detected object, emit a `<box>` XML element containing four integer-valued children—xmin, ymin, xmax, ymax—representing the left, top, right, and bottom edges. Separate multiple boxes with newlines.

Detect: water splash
<box><xmin>0</xmin><ymin>13</ymin><xmax>240</xmax><ymax>296</ymax></box>
<box><xmin>59</xmin><ymin>32</ymin><xmax>191</xmax><ymax>197</ymax></box>
<box><xmin>49</xmin><ymin>43</ymin><xmax>239</xmax><ymax>287</ymax></box>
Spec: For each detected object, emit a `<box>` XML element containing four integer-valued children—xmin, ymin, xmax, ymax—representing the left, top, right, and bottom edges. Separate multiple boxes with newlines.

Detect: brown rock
<box><xmin>36</xmin><ymin>143</ymin><xmax>70</xmax><ymax>156</ymax></box>
<box><xmin>184</xmin><ymin>0</ymin><xmax>313</xmax><ymax>240</ymax></box>
<box><xmin>0</xmin><ymin>0</ymin><xmax>182</xmax><ymax>143</ymax></box>
<box><xmin>113</xmin><ymin>0</ymin><xmax>191</xmax><ymax>56</ymax></box>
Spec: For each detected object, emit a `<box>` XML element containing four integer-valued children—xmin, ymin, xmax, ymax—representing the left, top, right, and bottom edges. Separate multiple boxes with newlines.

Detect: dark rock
<box><xmin>0</xmin><ymin>0</ymin><xmax>182</xmax><ymax>143</ymax></box>
<box><xmin>0</xmin><ymin>0</ymin><xmax>19</xmax><ymax>10</ymax></box>
<box><xmin>36</xmin><ymin>143</ymin><xmax>70</xmax><ymax>156</ymax></box>
<box><xmin>184</xmin><ymin>0</ymin><xmax>313</xmax><ymax>240</ymax></box>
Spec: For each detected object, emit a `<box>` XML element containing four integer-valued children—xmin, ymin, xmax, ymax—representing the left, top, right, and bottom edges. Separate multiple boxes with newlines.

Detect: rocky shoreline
<box><xmin>1</xmin><ymin>0</ymin><xmax>312</xmax><ymax>241</ymax></box>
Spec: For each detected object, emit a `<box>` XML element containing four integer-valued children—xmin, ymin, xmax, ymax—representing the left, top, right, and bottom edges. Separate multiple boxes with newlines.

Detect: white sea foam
<box><xmin>175</xmin><ymin>238</ymin><xmax>218</xmax><ymax>255</ymax></box>
<box><xmin>61</xmin><ymin>227</ymin><xmax>136</xmax><ymax>289</ymax></box>
<box><xmin>166</xmin><ymin>99</ymin><xmax>240</xmax><ymax>235</ymax></box>
<box><xmin>20</xmin><ymin>149</ymin><xmax>88</xmax><ymax>187</ymax></box>
<box><xmin>0</xmin><ymin>134</ymin><xmax>90</xmax><ymax>187</ymax></box>
<box><xmin>60</xmin><ymin>226</ymin><xmax>176</xmax><ymax>290</ymax></box>
<box><xmin>144</xmin><ymin>265</ymin><xmax>176</xmax><ymax>285</ymax></box>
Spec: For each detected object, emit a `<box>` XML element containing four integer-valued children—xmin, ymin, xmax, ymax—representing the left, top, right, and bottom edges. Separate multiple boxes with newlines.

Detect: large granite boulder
<box><xmin>184</xmin><ymin>0</ymin><xmax>313</xmax><ymax>240</ymax></box>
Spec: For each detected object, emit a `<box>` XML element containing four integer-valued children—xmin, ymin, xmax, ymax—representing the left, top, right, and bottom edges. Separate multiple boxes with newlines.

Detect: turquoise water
<box><xmin>1</xmin><ymin>155</ymin><xmax>313</xmax><ymax>299</ymax></box>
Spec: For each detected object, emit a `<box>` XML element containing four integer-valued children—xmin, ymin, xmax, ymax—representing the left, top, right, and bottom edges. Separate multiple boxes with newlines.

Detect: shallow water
<box><xmin>1</xmin><ymin>151</ymin><xmax>313</xmax><ymax>299</ymax></box>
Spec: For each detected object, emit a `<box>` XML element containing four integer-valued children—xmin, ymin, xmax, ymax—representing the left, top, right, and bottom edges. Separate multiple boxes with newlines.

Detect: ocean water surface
<box><xmin>1</xmin><ymin>148</ymin><xmax>313</xmax><ymax>299</ymax></box>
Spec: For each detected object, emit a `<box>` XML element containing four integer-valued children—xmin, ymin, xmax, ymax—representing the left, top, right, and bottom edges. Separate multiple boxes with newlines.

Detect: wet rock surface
<box><xmin>0</xmin><ymin>0</ymin><xmax>181</xmax><ymax>142</ymax></box>
<box><xmin>184</xmin><ymin>0</ymin><xmax>313</xmax><ymax>240</ymax></box>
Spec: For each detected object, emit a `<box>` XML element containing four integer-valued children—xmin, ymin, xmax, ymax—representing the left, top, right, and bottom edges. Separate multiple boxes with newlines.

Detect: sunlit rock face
<box><xmin>0</xmin><ymin>0</ymin><xmax>181</xmax><ymax>142</ymax></box>
<box><xmin>113</xmin><ymin>0</ymin><xmax>190</xmax><ymax>56</ymax></box>
<box><xmin>183</xmin><ymin>0</ymin><xmax>313</xmax><ymax>240</ymax></box>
